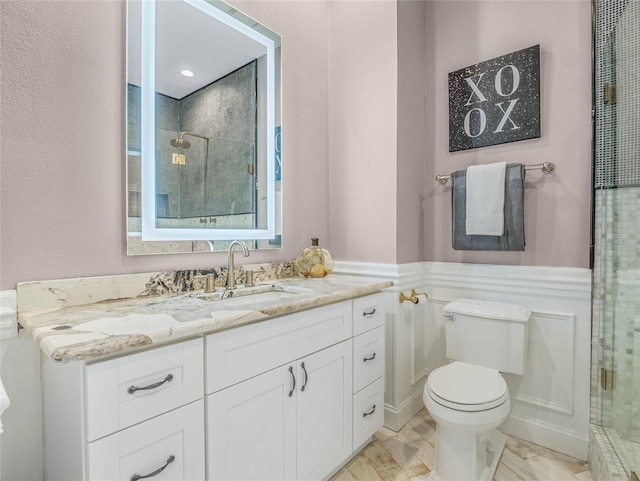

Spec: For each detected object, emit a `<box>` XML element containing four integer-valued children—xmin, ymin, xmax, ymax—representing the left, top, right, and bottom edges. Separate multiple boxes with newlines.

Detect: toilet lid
<box><xmin>428</xmin><ymin>362</ymin><xmax>507</xmax><ymax>407</ymax></box>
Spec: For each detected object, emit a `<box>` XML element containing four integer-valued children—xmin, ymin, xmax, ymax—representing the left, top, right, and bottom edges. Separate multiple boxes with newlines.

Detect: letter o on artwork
<box><xmin>463</xmin><ymin>108</ymin><xmax>487</xmax><ymax>138</ymax></box>
<box><xmin>494</xmin><ymin>65</ymin><xmax>520</xmax><ymax>97</ymax></box>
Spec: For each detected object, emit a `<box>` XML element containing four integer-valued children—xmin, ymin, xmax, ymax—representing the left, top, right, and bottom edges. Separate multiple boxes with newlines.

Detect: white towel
<box><xmin>465</xmin><ymin>161</ymin><xmax>507</xmax><ymax>236</ymax></box>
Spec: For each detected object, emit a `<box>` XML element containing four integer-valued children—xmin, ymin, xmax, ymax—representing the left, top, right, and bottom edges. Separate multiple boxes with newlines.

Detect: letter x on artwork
<box><xmin>448</xmin><ymin>45</ymin><xmax>541</xmax><ymax>152</ymax></box>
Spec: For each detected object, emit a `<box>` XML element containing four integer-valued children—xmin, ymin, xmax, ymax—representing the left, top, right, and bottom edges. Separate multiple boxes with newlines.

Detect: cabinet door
<box><xmin>87</xmin><ymin>400</ymin><xmax>205</xmax><ymax>481</ymax></box>
<box><xmin>296</xmin><ymin>340</ymin><xmax>353</xmax><ymax>481</ymax></box>
<box><xmin>207</xmin><ymin>365</ymin><xmax>296</xmax><ymax>481</ymax></box>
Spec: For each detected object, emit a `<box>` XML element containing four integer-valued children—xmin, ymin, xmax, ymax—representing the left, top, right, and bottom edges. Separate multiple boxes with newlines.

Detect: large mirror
<box><xmin>126</xmin><ymin>0</ymin><xmax>282</xmax><ymax>255</ymax></box>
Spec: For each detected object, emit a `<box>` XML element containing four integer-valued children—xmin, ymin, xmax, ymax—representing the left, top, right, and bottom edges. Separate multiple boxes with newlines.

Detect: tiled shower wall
<box><xmin>127</xmin><ymin>61</ymin><xmax>257</xmax><ymax>220</ymax></box>
<box><xmin>592</xmin><ymin>188</ymin><xmax>640</xmax><ymax>431</ymax></box>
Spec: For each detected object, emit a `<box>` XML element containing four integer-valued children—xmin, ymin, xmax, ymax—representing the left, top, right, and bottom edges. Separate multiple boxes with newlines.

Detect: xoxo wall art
<box><xmin>448</xmin><ymin>45</ymin><xmax>541</xmax><ymax>152</ymax></box>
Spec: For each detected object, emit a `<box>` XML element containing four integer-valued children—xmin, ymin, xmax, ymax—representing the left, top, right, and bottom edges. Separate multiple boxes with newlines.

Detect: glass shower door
<box><xmin>595</xmin><ymin>0</ymin><xmax>640</xmax><ymax>478</ymax></box>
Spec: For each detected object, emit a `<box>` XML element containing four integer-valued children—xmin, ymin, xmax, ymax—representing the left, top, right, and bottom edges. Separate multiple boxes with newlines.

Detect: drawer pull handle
<box><xmin>363</xmin><ymin>353</ymin><xmax>377</xmax><ymax>362</ymax></box>
<box><xmin>127</xmin><ymin>374</ymin><xmax>174</xmax><ymax>395</ymax></box>
<box><xmin>130</xmin><ymin>454</ymin><xmax>175</xmax><ymax>481</ymax></box>
<box><xmin>363</xmin><ymin>405</ymin><xmax>376</xmax><ymax>418</ymax></box>
<box><xmin>301</xmin><ymin>362</ymin><xmax>308</xmax><ymax>392</ymax></box>
<box><xmin>288</xmin><ymin>366</ymin><xmax>296</xmax><ymax>397</ymax></box>
<box><xmin>362</xmin><ymin>308</ymin><xmax>377</xmax><ymax>317</ymax></box>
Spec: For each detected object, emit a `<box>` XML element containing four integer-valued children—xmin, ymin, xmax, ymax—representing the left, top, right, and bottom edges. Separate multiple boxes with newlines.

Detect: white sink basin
<box><xmin>193</xmin><ymin>284</ymin><xmax>310</xmax><ymax>307</ymax></box>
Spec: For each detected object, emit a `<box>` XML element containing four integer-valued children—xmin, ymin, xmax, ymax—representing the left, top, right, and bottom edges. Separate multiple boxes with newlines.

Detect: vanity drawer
<box><xmin>87</xmin><ymin>400</ymin><xmax>205</xmax><ymax>481</ymax></box>
<box><xmin>85</xmin><ymin>338</ymin><xmax>204</xmax><ymax>442</ymax></box>
<box><xmin>206</xmin><ymin>301</ymin><xmax>352</xmax><ymax>394</ymax></box>
<box><xmin>353</xmin><ymin>326</ymin><xmax>385</xmax><ymax>393</ymax></box>
<box><xmin>352</xmin><ymin>293</ymin><xmax>386</xmax><ymax>336</ymax></box>
<box><xmin>352</xmin><ymin>377</ymin><xmax>384</xmax><ymax>450</ymax></box>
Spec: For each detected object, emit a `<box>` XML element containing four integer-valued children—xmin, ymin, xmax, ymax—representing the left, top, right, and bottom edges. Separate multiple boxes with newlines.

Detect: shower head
<box><xmin>170</xmin><ymin>132</ymin><xmax>209</xmax><ymax>149</ymax></box>
<box><xmin>170</xmin><ymin>137</ymin><xmax>191</xmax><ymax>149</ymax></box>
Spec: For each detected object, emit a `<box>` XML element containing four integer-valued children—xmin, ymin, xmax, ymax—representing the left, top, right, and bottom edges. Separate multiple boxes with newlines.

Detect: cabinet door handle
<box><xmin>363</xmin><ymin>405</ymin><xmax>376</xmax><ymax>418</ymax></box>
<box><xmin>130</xmin><ymin>455</ymin><xmax>175</xmax><ymax>481</ymax></box>
<box><xmin>363</xmin><ymin>353</ymin><xmax>376</xmax><ymax>362</ymax></box>
<box><xmin>362</xmin><ymin>308</ymin><xmax>377</xmax><ymax>317</ymax></box>
<box><xmin>288</xmin><ymin>366</ymin><xmax>296</xmax><ymax>398</ymax></box>
<box><xmin>127</xmin><ymin>374</ymin><xmax>174</xmax><ymax>395</ymax></box>
<box><xmin>301</xmin><ymin>362</ymin><xmax>308</xmax><ymax>392</ymax></box>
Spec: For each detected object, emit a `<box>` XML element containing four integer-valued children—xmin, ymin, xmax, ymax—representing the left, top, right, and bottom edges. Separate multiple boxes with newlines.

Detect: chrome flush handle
<box><xmin>444</xmin><ymin>313</ymin><xmax>456</xmax><ymax>321</ymax></box>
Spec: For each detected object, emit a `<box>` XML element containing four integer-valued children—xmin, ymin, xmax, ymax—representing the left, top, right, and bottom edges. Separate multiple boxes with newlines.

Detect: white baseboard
<box><xmin>383</xmin><ymin>389</ymin><xmax>425</xmax><ymax>432</ymax></box>
<box><xmin>502</xmin><ymin>414</ymin><xmax>589</xmax><ymax>461</ymax></box>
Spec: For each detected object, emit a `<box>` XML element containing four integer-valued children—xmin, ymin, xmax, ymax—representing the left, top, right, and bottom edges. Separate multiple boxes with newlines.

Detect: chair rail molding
<box><xmin>423</xmin><ymin>261</ymin><xmax>591</xmax><ymax>301</ymax></box>
<box><xmin>333</xmin><ymin>261</ymin><xmax>427</xmax><ymax>289</ymax></box>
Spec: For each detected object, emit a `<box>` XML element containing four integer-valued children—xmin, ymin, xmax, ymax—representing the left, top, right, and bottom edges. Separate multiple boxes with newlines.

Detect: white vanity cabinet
<box><xmin>40</xmin><ymin>292</ymin><xmax>388</xmax><ymax>481</ymax></box>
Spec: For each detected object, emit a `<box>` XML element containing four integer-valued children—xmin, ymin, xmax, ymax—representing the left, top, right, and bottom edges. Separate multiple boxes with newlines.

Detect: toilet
<box><xmin>423</xmin><ymin>298</ymin><xmax>530</xmax><ymax>481</ymax></box>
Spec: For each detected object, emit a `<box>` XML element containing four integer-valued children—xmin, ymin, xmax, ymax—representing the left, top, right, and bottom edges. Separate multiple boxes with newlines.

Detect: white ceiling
<box><xmin>128</xmin><ymin>0</ymin><xmax>269</xmax><ymax>99</ymax></box>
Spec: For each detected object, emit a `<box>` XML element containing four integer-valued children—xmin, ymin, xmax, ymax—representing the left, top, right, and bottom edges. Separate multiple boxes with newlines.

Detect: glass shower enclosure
<box><xmin>593</xmin><ymin>0</ymin><xmax>640</xmax><ymax>479</ymax></box>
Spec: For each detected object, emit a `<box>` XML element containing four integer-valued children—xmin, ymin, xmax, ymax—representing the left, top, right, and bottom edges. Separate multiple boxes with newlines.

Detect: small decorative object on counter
<box><xmin>296</xmin><ymin>238</ymin><xmax>335</xmax><ymax>278</ymax></box>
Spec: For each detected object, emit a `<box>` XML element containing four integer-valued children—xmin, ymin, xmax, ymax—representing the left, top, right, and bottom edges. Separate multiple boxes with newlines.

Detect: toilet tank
<box><xmin>444</xmin><ymin>299</ymin><xmax>530</xmax><ymax>375</ymax></box>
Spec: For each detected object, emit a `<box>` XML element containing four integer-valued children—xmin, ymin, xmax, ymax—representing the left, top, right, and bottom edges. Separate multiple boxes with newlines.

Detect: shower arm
<box><xmin>179</xmin><ymin>132</ymin><xmax>210</xmax><ymax>141</ymax></box>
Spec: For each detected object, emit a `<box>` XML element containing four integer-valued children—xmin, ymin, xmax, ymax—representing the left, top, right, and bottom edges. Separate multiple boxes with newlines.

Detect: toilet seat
<box><xmin>427</xmin><ymin>362</ymin><xmax>508</xmax><ymax>412</ymax></box>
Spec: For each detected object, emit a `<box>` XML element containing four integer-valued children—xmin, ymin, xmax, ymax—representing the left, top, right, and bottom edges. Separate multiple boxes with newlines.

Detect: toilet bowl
<box><xmin>424</xmin><ymin>362</ymin><xmax>510</xmax><ymax>481</ymax></box>
<box><xmin>423</xmin><ymin>299</ymin><xmax>530</xmax><ymax>481</ymax></box>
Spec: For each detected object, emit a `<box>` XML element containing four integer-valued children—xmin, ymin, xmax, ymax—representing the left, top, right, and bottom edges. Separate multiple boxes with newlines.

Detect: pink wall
<box><xmin>396</xmin><ymin>1</ymin><xmax>426</xmax><ymax>264</ymax></box>
<box><xmin>0</xmin><ymin>0</ymin><xmax>330</xmax><ymax>290</ymax></box>
<box><xmin>423</xmin><ymin>0</ymin><xmax>593</xmax><ymax>268</ymax></box>
<box><xmin>327</xmin><ymin>0</ymin><xmax>398</xmax><ymax>265</ymax></box>
<box><xmin>0</xmin><ymin>0</ymin><xmax>594</xmax><ymax>290</ymax></box>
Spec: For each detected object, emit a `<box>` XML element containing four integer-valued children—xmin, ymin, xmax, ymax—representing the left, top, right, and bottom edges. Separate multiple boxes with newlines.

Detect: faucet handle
<box><xmin>245</xmin><ymin>270</ymin><xmax>254</xmax><ymax>288</ymax></box>
<box><xmin>194</xmin><ymin>273</ymin><xmax>216</xmax><ymax>293</ymax></box>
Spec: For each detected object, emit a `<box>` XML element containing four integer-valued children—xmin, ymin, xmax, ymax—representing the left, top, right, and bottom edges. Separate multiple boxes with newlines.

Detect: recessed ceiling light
<box><xmin>181</xmin><ymin>70</ymin><xmax>194</xmax><ymax>77</ymax></box>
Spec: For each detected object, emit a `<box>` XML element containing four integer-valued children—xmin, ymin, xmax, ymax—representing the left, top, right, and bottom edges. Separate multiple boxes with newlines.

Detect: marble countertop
<box><xmin>18</xmin><ymin>276</ymin><xmax>392</xmax><ymax>362</ymax></box>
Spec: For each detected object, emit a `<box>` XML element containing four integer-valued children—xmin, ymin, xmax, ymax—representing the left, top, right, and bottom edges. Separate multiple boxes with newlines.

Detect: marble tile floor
<box><xmin>331</xmin><ymin>408</ymin><xmax>595</xmax><ymax>481</ymax></box>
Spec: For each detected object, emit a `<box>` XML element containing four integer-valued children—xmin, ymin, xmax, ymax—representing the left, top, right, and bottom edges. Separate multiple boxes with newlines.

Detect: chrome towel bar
<box><xmin>435</xmin><ymin>162</ymin><xmax>555</xmax><ymax>185</ymax></box>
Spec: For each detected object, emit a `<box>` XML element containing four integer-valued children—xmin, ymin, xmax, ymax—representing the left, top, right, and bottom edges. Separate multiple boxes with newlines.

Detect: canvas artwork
<box><xmin>449</xmin><ymin>45</ymin><xmax>541</xmax><ymax>152</ymax></box>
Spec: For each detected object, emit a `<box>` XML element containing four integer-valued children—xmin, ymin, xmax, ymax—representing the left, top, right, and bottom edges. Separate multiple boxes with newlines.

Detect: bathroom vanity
<box><xmin>18</xmin><ymin>273</ymin><xmax>390</xmax><ymax>481</ymax></box>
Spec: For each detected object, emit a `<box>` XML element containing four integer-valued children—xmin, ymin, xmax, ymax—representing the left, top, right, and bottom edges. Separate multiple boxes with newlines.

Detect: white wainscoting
<box><xmin>334</xmin><ymin>261</ymin><xmax>592</xmax><ymax>460</ymax></box>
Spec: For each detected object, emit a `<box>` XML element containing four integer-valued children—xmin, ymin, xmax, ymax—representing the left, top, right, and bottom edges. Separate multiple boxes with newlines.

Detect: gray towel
<box><xmin>452</xmin><ymin>163</ymin><xmax>525</xmax><ymax>251</ymax></box>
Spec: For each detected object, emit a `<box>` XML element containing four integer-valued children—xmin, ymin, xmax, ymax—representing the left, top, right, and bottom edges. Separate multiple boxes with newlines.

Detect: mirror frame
<box><xmin>138</xmin><ymin>0</ymin><xmax>276</xmax><ymax>241</ymax></box>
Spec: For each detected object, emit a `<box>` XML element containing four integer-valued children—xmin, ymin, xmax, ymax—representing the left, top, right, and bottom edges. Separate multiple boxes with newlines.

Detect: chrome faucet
<box><xmin>226</xmin><ymin>240</ymin><xmax>249</xmax><ymax>289</ymax></box>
